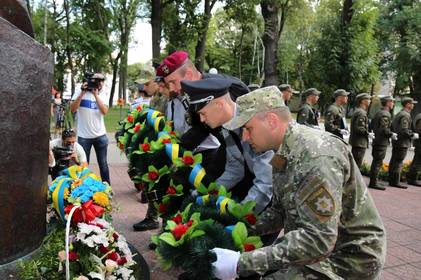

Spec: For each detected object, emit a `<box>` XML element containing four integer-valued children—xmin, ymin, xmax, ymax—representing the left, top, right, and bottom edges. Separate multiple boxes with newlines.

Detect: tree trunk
<box><xmin>109</xmin><ymin>52</ymin><xmax>121</xmax><ymax>108</ymax></box>
<box><xmin>261</xmin><ymin>1</ymin><xmax>279</xmax><ymax>86</ymax></box>
<box><xmin>339</xmin><ymin>0</ymin><xmax>354</xmax><ymax>90</ymax></box>
<box><xmin>194</xmin><ymin>0</ymin><xmax>216</xmax><ymax>72</ymax></box>
<box><xmin>151</xmin><ymin>0</ymin><xmax>162</xmax><ymax>65</ymax></box>
<box><xmin>238</xmin><ymin>25</ymin><xmax>244</xmax><ymax>80</ymax></box>
<box><xmin>63</xmin><ymin>0</ymin><xmax>75</xmax><ymax>97</ymax></box>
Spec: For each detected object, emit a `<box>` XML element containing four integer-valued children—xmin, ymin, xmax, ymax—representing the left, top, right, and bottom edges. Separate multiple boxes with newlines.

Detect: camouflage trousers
<box><xmin>260</xmin><ymin>266</ymin><xmax>339</xmax><ymax>280</ymax></box>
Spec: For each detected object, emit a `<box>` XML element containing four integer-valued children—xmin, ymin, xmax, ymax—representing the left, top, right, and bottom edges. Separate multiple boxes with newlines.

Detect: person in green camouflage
<box><xmin>406</xmin><ymin>112</ymin><xmax>421</xmax><ymax>186</ymax></box>
<box><xmin>388</xmin><ymin>97</ymin><xmax>418</xmax><ymax>189</ymax></box>
<box><xmin>296</xmin><ymin>88</ymin><xmax>320</xmax><ymax>128</ymax></box>
<box><xmin>211</xmin><ymin>86</ymin><xmax>386</xmax><ymax>280</ymax></box>
<box><xmin>350</xmin><ymin>93</ymin><xmax>372</xmax><ymax>168</ymax></box>
<box><xmin>324</xmin><ymin>89</ymin><xmax>349</xmax><ymax>139</ymax></box>
<box><xmin>149</xmin><ymin>76</ymin><xmax>169</xmax><ymax>114</ymax></box>
<box><xmin>368</xmin><ymin>96</ymin><xmax>395</xmax><ymax>190</ymax></box>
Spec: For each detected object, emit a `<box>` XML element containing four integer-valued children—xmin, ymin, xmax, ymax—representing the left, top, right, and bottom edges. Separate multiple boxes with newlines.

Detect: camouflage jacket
<box><xmin>350</xmin><ymin>107</ymin><xmax>369</xmax><ymax>148</ymax></box>
<box><xmin>149</xmin><ymin>92</ymin><xmax>168</xmax><ymax>114</ymax></box>
<box><xmin>371</xmin><ymin>108</ymin><xmax>393</xmax><ymax>147</ymax></box>
<box><xmin>297</xmin><ymin>103</ymin><xmax>318</xmax><ymax>127</ymax></box>
<box><xmin>238</xmin><ymin>123</ymin><xmax>386</xmax><ymax>279</ymax></box>
<box><xmin>391</xmin><ymin>108</ymin><xmax>413</xmax><ymax>148</ymax></box>
<box><xmin>325</xmin><ymin>103</ymin><xmax>346</xmax><ymax>138</ymax></box>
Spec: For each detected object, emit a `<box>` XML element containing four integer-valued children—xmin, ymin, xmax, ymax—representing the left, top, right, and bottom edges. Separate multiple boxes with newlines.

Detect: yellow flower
<box><xmin>71</xmin><ymin>178</ymin><xmax>82</xmax><ymax>189</ymax></box>
<box><xmin>93</xmin><ymin>192</ymin><xmax>110</xmax><ymax>207</ymax></box>
<box><xmin>63</xmin><ymin>188</ymin><xmax>70</xmax><ymax>200</ymax></box>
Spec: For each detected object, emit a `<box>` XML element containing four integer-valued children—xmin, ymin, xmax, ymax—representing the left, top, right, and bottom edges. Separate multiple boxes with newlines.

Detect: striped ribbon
<box><xmin>216</xmin><ymin>196</ymin><xmax>231</xmax><ymax>214</ymax></box>
<box><xmin>52</xmin><ymin>178</ymin><xmax>71</xmax><ymax>221</ymax></box>
<box><xmin>146</xmin><ymin>109</ymin><xmax>161</xmax><ymax>125</ymax></box>
<box><xmin>153</xmin><ymin>116</ymin><xmax>165</xmax><ymax>132</ymax></box>
<box><xmin>196</xmin><ymin>194</ymin><xmax>210</xmax><ymax>205</ymax></box>
<box><xmin>165</xmin><ymin>144</ymin><xmax>180</xmax><ymax>162</ymax></box>
<box><xmin>189</xmin><ymin>164</ymin><xmax>206</xmax><ymax>189</ymax></box>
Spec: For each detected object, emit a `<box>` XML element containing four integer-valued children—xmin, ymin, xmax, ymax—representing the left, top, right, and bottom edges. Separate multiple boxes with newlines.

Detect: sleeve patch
<box><xmin>305</xmin><ymin>186</ymin><xmax>335</xmax><ymax>222</ymax></box>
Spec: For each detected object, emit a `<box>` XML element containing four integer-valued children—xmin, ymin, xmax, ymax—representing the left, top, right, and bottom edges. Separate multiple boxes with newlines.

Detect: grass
<box><xmin>105</xmin><ymin>105</ymin><xmax>131</xmax><ymax>132</ymax></box>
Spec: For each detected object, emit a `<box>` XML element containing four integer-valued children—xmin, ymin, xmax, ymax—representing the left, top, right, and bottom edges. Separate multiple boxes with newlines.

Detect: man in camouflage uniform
<box><xmin>368</xmin><ymin>96</ymin><xmax>395</xmax><ymax>190</ymax></box>
<box><xmin>296</xmin><ymin>88</ymin><xmax>320</xmax><ymax>128</ymax></box>
<box><xmin>149</xmin><ymin>76</ymin><xmax>168</xmax><ymax>113</ymax></box>
<box><xmin>325</xmin><ymin>89</ymin><xmax>350</xmax><ymax>138</ymax></box>
<box><xmin>211</xmin><ymin>86</ymin><xmax>386</xmax><ymax>280</ymax></box>
<box><xmin>349</xmin><ymin>93</ymin><xmax>372</xmax><ymax>168</ymax></box>
<box><xmin>388</xmin><ymin>97</ymin><xmax>418</xmax><ymax>188</ymax></box>
<box><xmin>278</xmin><ymin>84</ymin><xmax>293</xmax><ymax>106</ymax></box>
<box><xmin>405</xmin><ymin>111</ymin><xmax>421</xmax><ymax>186</ymax></box>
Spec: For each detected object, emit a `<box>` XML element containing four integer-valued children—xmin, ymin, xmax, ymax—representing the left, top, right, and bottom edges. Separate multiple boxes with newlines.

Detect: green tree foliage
<box><xmin>378</xmin><ymin>0</ymin><xmax>421</xmax><ymax>102</ymax></box>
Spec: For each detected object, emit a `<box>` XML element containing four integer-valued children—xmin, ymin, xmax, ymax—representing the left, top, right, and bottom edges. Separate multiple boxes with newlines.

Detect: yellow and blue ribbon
<box><xmin>196</xmin><ymin>194</ymin><xmax>210</xmax><ymax>206</ymax></box>
<box><xmin>146</xmin><ymin>109</ymin><xmax>161</xmax><ymax>125</ymax></box>
<box><xmin>52</xmin><ymin>178</ymin><xmax>71</xmax><ymax>221</ymax></box>
<box><xmin>165</xmin><ymin>144</ymin><xmax>180</xmax><ymax>162</ymax></box>
<box><xmin>153</xmin><ymin>116</ymin><xmax>165</xmax><ymax>132</ymax></box>
<box><xmin>216</xmin><ymin>196</ymin><xmax>231</xmax><ymax>214</ymax></box>
<box><xmin>189</xmin><ymin>164</ymin><xmax>206</xmax><ymax>189</ymax></box>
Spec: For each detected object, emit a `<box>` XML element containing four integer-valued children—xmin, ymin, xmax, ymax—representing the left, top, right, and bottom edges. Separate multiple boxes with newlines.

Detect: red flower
<box><xmin>133</xmin><ymin>124</ymin><xmax>141</xmax><ymax>133</ymax></box>
<box><xmin>68</xmin><ymin>251</ymin><xmax>79</xmax><ymax>261</ymax></box>
<box><xmin>171</xmin><ymin>214</ymin><xmax>182</xmax><ymax>224</ymax></box>
<box><xmin>162</xmin><ymin>138</ymin><xmax>171</xmax><ymax>144</ymax></box>
<box><xmin>127</xmin><ymin>114</ymin><xmax>134</xmax><ymax>123</ymax></box>
<box><xmin>119</xmin><ymin>143</ymin><xmax>124</xmax><ymax>150</ymax></box>
<box><xmin>107</xmin><ymin>252</ymin><xmax>119</xmax><ymax>261</ymax></box>
<box><xmin>182</xmin><ymin>156</ymin><xmax>194</xmax><ymax>165</ymax></box>
<box><xmin>208</xmin><ymin>189</ymin><xmax>219</xmax><ymax>196</ymax></box>
<box><xmin>113</xmin><ymin>232</ymin><xmax>119</xmax><ymax>240</ymax></box>
<box><xmin>159</xmin><ymin>203</ymin><xmax>166</xmax><ymax>213</ymax></box>
<box><xmin>99</xmin><ymin>245</ymin><xmax>109</xmax><ymax>254</ymax></box>
<box><xmin>148</xmin><ymin>171</ymin><xmax>159</xmax><ymax>181</ymax></box>
<box><xmin>171</xmin><ymin>224</ymin><xmax>189</xmax><ymax>240</ymax></box>
<box><xmin>186</xmin><ymin>220</ymin><xmax>193</xmax><ymax>227</ymax></box>
<box><xmin>169</xmin><ymin>131</ymin><xmax>176</xmax><ymax>136</ymax></box>
<box><xmin>136</xmin><ymin>105</ymin><xmax>143</xmax><ymax>111</ymax></box>
<box><xmin>244</xmin><ymin>243</ymin><xmax>255</xmax><ymax>252</ymax></box>
<box><xmin>244</xmin><ymin>213</ymin><xmax>257</xmax><ymax>225</ymax></box>
<box><xmin>117</xmin><ymin>256</ymin><xmax>127</xmax><ymax>265</ymax></box>
<box><xmin>141</xmin><ymin>143</ymin><xmax>150</xmax><ymax>152</ymax></box>
<box><xmin>166</xmin><ymin>186</ymin><xmax>176</xmax><ymax>195</ymax></box>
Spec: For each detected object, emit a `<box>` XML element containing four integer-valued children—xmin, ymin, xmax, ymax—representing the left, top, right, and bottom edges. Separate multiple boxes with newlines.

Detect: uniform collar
<box><xmin>275</xmin><ymin>121</ymin><xmax>296</xmax><ymax>157</ymax></box>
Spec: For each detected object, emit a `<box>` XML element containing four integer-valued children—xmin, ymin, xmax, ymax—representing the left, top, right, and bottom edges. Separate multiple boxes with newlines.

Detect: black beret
<box><xmin>181</xmin><ymin>78</ymin><xmax>232</xmax><ymax>112</ymax></box>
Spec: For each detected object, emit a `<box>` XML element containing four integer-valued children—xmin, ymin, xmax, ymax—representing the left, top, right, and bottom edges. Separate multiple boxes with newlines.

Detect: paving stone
<box><xmin>386</xmin><ymin>263</ymin><xmax>421</xmax><ymax>280</ymax></box>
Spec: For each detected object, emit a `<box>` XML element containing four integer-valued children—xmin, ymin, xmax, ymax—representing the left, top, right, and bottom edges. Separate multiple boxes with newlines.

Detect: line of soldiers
<box><xmin>293</xmin><ymin>87</ymin><xmax>421</xmax><ymax>191</ymax></box>
<box><xmin>128</xmin><ymin>51</ymin><xmax>387</xmax><ymax>279</ymax></box>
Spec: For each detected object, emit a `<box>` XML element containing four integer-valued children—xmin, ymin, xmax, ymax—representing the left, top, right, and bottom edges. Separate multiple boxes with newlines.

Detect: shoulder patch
<box><xmin>305</xmin><ymin>186</ymin><xmax>335</xmax><ymax>222</ymax></box>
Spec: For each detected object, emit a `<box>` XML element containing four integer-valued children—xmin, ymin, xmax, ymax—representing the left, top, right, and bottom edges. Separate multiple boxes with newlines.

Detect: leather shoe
<box><xmin>389</xmin><ymin>182</ymin><xmax>408</xmax><ymax>189</ymax></box>
<box><xmin>133</xmin><ymin>218</ymin><xmax>159</xmax><ymax>231</ymax></box>
<box><xmin>407</xmin><ymin>180</ymin><xmax>421</xmax><ymax>187</ymax></box>
<box><xmin>368</xmin><ymin>183</ymin><xmax>386</xmax><ymax>191</ymax></box>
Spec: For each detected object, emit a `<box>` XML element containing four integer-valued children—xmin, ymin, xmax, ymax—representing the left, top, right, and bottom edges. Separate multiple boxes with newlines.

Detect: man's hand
<box><xmin>391</xmin><ymin>132</ymin><xmax>398</xmax><ymax>141</ymax></box>
<box><xmin>340</xmin><ymin>129</ymin><xmax>349</xmax><ymax>136</ymax></box>
<box><xmin>92</xmin><ymin>88</ymin><xmax>99</xmax><ymax>96</ymax></box>
<box><xmin>210</xmin><ymin>248</ymin><xmax>240</xmax><ymax>280</ymax></box>
<box><xmin>70</xmin><ymin>151</ymin><xmax>79</xmax><ymax>164</ymax></box>
<box><xmin>413</xmin><ymin>133</ymin><xmax>419</xmax><ymax>140</ymax></box>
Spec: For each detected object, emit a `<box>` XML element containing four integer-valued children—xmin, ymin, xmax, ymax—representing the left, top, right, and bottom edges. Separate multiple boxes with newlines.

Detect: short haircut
<box><xmin>62</xmin><ymin>129</ymin><xmax>76</xmax><ymax>139</ymax></box>
<box><xmin>255</xmin><ymin>107</ymin><xmax>292</xmax><ymax>122</ymax></box>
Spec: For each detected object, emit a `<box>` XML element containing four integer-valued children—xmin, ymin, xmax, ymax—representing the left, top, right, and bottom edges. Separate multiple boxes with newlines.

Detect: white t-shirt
<box><xmin>50</xmin><ymin>138</ymin><xmax>87</xmax><ymax>164</ymax></box>
<box><xmin>72</xmin><ymin>89</ymin><xmax>108</xmax><ymax>138</ymax></box>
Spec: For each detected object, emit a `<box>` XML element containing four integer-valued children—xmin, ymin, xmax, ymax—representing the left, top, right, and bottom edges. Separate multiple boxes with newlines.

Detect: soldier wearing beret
<box><xmin>407</xmin><ymin>111</ymin><xmax>421</xmax><ymax>186</ymax></box>
<box><xmin>278</xmin><ymin>84</ymin><xmax>293</xmax><ymax>106</ymax></box>
<box><xmin>389</xmin><ymin>97</ymin><xmax>418</xmax><ymax>188</ymax></box>
<box><xmin>325</xmin><ymin>89</ymin><xmax>350</xmax><ymax>138</ymax></box>
<box><xmin>181</xmin><ymin>78</ymin><xmax>273</xmax><ymax>214</ymax></box>
<box><xmin>368</xmin><ymin>96</ymin><xmax>395</xmax><ymax>190</ymax></box>
<box><xmin>350</xmin><ymin>93</ymin><xmax>372</xmax><ymax>168</ymax></box>
<box><xmin>211</xmin><ymin>86</ymin><xmax>386</xmax><ymax>280</ymax></box>
<box><xmin>296</xmin><ymin>88</ymin><xmax>320</xmax><ymax>128</ymax></box>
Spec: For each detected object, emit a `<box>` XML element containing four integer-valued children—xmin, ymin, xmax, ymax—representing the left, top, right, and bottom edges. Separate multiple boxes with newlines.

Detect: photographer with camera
<box><xmin>70</xmin><ymin>72</ymin><xmax>110</xmax><ymax>184</ymax></box>
<box><xmin>49</xmin><ymin>129</ymin><xmax>87</xmax><ymax>179</ymax></box>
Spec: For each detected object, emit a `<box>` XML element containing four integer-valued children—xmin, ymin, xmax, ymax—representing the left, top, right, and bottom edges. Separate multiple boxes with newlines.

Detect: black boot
<box><xmin>368</xmin><ymin>176</ymin><xmax>386</xmax><ymax>191</ymax></box>
<box><xmin>133</xmin><ymin>217</ymin><xmax>159</xmax><ymax>231</ymax></box>
<box><xmin>407</xmin><ymin>176</ymin><xmax>421</xmax><ymax>187</ymax></box>
<box><xmin>389</xmin><ymin>173</ymin><xmax>408</xmax><ymax>189</ymax></box>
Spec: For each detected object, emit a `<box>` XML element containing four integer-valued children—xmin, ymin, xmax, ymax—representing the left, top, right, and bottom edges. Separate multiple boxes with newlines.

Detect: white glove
<box><xmin>211</xmin><ymin>248</ymin><xmax>240</xmax><ymax>280</ymax></box>
<box><xmin>368</xmin><ymin>132</ymin><xmax>375</xmax><ymax>139</ymax></box>
<box><xmin>340</xmin><ymin>129</ymin><xmax>349</xmax><ymax>136</ymax></box>
<box><xmin>391</xmin><ymin>133</ymin><xmax>398</xmax><ymax>141</ymax></box>
<box><xmin>413</xmin><ymin>133</ymin><xmax>419</xmax><ymax>140</ymax></box>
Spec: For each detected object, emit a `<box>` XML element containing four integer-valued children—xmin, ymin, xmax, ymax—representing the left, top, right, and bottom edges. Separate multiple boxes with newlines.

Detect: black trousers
<box><xmin>352</xmin><ymin>146</ymin><xmax>366</xmax><ymax>168</ymax></box>
<box><xmin>369</xmin><ymin>146</ymin><xmax>387</xmax><ymax>185</ymax></box>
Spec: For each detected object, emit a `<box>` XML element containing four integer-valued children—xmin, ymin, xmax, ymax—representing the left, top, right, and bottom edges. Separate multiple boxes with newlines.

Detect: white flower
<box><xmin>57</xmin><ymin>250</ymin><xmax>66</xmax><ymax>262</ymax></box>
<box><xmin>105</xmin><ymin>259</ymin><xmax>118</xmax><ymax>272</ymax></box>
<box><xmin>115</xmin><ymin>267</ymin><xmax>134</xmax><ymax>280</ymax></box>
<box><xmin>75</xmin><ymin>276</ymin><xmax>90</xmax><ymax>280</ymax></box>
<box><xmin>88</xmin><ymin>272</ymin><xmax>105</xmax><ymax>280</ymax></box>
<box><xmin>94</xmin><ymin>218</ymin><xmax>111</xmax><ymax>229</ymax></box>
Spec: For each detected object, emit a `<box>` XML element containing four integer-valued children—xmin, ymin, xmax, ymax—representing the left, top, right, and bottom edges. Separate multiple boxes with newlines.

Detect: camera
<box><xmin>81</xmin><ymin>72</ymin><xmax>100</xmax><ymax>91</ymax></box>
<box><xmin>50</xmin><ymin>145</ymin><xmax>73</xmax><ymax>179</ymax></box>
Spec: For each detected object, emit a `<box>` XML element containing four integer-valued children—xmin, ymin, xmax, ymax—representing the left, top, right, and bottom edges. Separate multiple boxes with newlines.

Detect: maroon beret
<box><xmin>158</xmin><ymin>51</ymin><xmax>188</xmax><ymax>77</ymax></box>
